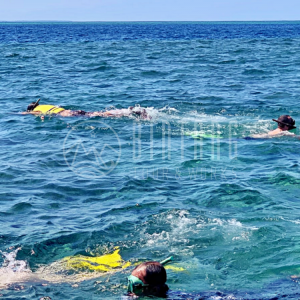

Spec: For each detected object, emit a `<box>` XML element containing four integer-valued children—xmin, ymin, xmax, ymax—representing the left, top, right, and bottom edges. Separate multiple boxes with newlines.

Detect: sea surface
<box><xmin>1</xmin><ymin>22</ymin><xmax>300</xmax><ymax>299</ymax></box>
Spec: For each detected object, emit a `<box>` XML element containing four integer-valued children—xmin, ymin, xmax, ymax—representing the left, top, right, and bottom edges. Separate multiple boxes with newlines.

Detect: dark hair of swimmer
<box><xmin>128</xmin><ymin>261</ymin><xmax>169</xmax><ymax>297</ymax></box>
<box><xmin>27</xmin><ymin>99</ymin><xmax>40</xmax><ymax>111</ymax></box>
<box><xmin>272</xmin><ymin>115</ymin><xmax>296</xmax><ymax>130</ymax></box>
<box><xmin>129</xmin><ymin>106</ymin><xmax>150</xmax><ymax>119</ymax></box>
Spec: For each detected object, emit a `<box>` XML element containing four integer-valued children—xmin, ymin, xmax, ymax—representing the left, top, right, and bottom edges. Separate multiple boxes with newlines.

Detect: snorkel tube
<box><xmin>160</xmin><ymin>256</ymin><xmax>173</xmax><ymax>266</ymax></box>
<box><xmin>27</xmin><ymin>98</ymin><xmax>40</xmax><ymax>111</ymax></box>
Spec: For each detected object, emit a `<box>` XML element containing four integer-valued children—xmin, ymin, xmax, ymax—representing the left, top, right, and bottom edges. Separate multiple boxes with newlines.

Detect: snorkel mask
<box><xmin>27</xmin><ymin>98</ymin><xmax>40</xmax><ymax>111</ymax></box>
<box><xmin>127</xmin><ymin>256</ymin><xmax>173</xmax><ymax>294</ymax></box>
<box><xmin>127</xmin><ymin>274</ymin><xmax>149</xmax><ymax>294</ymax></box>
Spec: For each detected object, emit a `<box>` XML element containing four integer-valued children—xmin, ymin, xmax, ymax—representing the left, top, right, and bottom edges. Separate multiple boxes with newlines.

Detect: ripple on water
<box><xmin>1</xmin><ymin>23</ymin><xmax>300</xmax><ymax>299</ymax></box>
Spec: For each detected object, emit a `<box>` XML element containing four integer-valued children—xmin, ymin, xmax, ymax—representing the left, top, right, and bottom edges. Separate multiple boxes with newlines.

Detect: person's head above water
<box><xmin>272</xmin><ymin>115</ymin><xmax>296</xmax><ymax>131</ymax></box>
<box><xmin>27</xmin><ymin>99</ymin><xmax>40</xmax><ymax>111</ymax></box>
<box><xmin>127</xmin><ymin>261</ymin><xmax>169</xmax><ymax>297</ymax></box>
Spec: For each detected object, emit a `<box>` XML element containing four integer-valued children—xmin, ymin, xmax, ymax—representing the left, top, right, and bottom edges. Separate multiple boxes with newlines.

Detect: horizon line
<box><xmin>1</xmin><ymin>20</ymin><xmax>300</xmax><ymax>23</ymax></box>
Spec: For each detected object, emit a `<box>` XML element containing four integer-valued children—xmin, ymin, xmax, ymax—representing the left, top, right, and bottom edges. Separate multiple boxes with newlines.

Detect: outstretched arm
<box><xmin>22</xmin><ymin>111</ymin><xmax>41</xmax><ymax>115</ymax></box>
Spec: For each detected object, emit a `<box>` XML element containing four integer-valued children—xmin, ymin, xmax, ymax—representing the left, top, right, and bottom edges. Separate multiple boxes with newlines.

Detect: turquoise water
<box><xmin>1</xmin><ymin>22</ymin><xmax>300</xmax><ymax>299</ymax></box>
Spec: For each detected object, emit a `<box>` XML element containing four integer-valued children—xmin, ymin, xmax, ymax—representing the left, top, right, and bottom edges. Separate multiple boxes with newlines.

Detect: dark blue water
<box><xmin>1</xmin><ymin>22</ymin><xmax>300</xmax><ymax>300</ymax></box>
<box><xmin>2</xmin><ymin>22</ymin><xmax>300</xmax><ymax>43</ymax></box>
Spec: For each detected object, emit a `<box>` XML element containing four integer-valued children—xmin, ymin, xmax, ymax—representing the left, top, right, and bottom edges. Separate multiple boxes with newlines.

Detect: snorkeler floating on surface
<box><xmin>22</xmin><ymin>99</ymin><xmax>151</xmax><ymax>120</ymax></box>
<box><xmin>0</xmin><ymin>246</ymin><xmax>177</xmax><ymax>296</ymax></box>
<box><xmin>127</xmin><ymin>261</ymin><xmax>169</xmax><ymax>298</ymax></box>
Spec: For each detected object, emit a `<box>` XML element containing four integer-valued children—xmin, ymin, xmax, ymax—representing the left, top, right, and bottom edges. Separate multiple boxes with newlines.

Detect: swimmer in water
<box><xmin>127</xmin><ymin>261</ymin><xmax>169</xmax><ymax>298</ymax></box>
<box><xmin>0</xmin><ymin>247</ymin><xmax>172</xmax><ymax>296</ymax></box>
<box><xmin>251</xmin><ymin>115</ymin><xmax>296</xmax><ymax>138</ymax></box>
<box><xmin>22</xmin><ymin>99</ymin><xmax>151</xmax><ymax>120</ymax></box>
<box><xmin>268</xmin><ymin>115</ymin><xmax>296</xmax><ymax>136</ymax></box>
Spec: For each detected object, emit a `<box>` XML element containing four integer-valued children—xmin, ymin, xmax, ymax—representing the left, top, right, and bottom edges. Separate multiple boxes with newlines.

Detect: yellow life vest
<box><xmin>62</xmin><ymin>247</ymin><xmax>131</xmax><ymax>272</ymax></box>
<box><xmin>33</xmin><ymin>105</ymin><xmax>65</xmax><ymax>115</ymax></box>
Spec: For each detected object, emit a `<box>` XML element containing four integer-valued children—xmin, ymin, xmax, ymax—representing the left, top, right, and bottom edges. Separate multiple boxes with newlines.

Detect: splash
<box><xmin>0</xmin><ymin>248</ymin><xmax>33</xmax><ymax>289</ymax></box>
<box><xmin>1</xmin><ymin>248</ymin><xmax>30</xmax><ymax>273</ymax></box>
<box><xmin>140</xmin><ymin>210</ymin><xmax>258</xmax><ymax>257</ymax></box>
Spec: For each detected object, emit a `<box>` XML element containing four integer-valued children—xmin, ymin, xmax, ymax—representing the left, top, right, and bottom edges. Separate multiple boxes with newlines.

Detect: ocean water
<box><xmin>1</xmin><ymin>22</ymin><xmax>300</xmax><ymax>299</ymax></box>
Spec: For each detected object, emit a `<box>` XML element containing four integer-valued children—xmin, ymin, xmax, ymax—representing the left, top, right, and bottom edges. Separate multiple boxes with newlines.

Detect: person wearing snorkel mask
<box><xmin>267</xmin><ymin>115</ymin><xmax>296</xmax><ymax>136</ymax></box>
<box><xmin>23</xmin><ymin>99</ymin><xmax>151</xmax><ymax>120</ymax></box>
<box><xmin>127</xmin><ymin>261</ymin><xmax>169</xmax><ymax>298</ymax></box>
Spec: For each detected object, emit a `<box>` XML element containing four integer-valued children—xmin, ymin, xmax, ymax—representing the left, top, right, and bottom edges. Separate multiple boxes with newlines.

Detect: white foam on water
<box><xmin>142</xmin><ymin>211</ymin><xmax>259</xmax><ymax>257</ymax></box>
<box><xmin>0</xmin><ymin>248</ymin><xmax>33</xmax><ymax>289</ymax></box>
<box><xmin>120</xmin><ymin>105</ymin><xmax>231</xmax><ymax>126</ymax></box>
<box><xmin>1</xmin><ymin>248</ymin><xmax>30</xmax><ymax>272</ymax></box>
<box><xmin>160</xmin><ymin>111</ymin><xmax>229</xmax><ymax>125</ymax></box>
<box><xmin>98</xmin><ymin>105</ymin><xmax>276</xmax><ymax>141</ymax></box>
<box><xmin>208</xmin><ymin>218</ymin><xmax>258</xmax><ymax>242</ymax></box>
<box><xmin>289</xmin><ymin>219</ymin><xmax>300</xmax><ymax>224</ymax></box>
